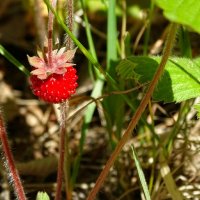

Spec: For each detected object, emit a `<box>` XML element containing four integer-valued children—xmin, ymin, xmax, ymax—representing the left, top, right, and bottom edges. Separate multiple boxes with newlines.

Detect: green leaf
<box><xmin>155</xmin><ymin>0</ymin><xmax>200</xmax><ymax>33</ymax></box>
<box><xmin>131</xmin><ymin>145</ymin><xmax>151</xmax><ymax>200</ymax></box>
<box><xmin>116</xmin><ymin>59</ymin><xmax>140</xmax><ymax>80</ymax></box>
<box><xmin>36</xmin><ymin>192</ymin><xmax>50</xmax><ymax>200</ymax></box>
<box><xmin>194</xmin><ymin>104</ymin><xmax>200</xmax><ymax>118</ymax></box>
<box><xmin>120</xmin><ymin>56</ymin><xmax>200</xmax><ymax>103</ymax></box>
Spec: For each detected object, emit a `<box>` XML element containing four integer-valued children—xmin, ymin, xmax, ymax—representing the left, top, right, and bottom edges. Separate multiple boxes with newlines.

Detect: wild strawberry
<box><xmin>28</xmin><ymin>47</ymin><xmax>78</xmax><ymax>103</ymax></box>
<box><xmin>30</xmin><ymin>67</ymin><xmax>78</xmax><ymax>103</ymax></box>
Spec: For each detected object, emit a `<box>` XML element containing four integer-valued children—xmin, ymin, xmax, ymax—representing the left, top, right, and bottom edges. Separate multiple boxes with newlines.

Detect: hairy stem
<box><xmin>54</xmin><ymin>102</ymin><xmax>67</xmax><ymax>200</ymax></box>
<box><xmin>87</xmin><ymin>23</ymin><xmax>178</xmax><ymax>200</ymax></box>
<box><xmin>47</xmin><ymin>0</ymin><xmax>57</xmax><ymax>67</ymax></box>
<box><xmin>63</xmin><ymin>102</ymin><xmax>72</xmax><ymax>200</ymax></box>
<box><xmin>0</xmin><ymin>111</ymin><xmax>26</xmax><ymax>200</ymax></box>
<box><xmin>66</xmin><ymin>0</ymin><xmax>74</xmax><ymax>50</ymax></box>
<box><xmin>54</xmin><ymin>0</ymin><xmax>75</xmax><ymax>199</ymax></box>
<box><xmin>63</xmin><ymin>0</ymin><xmax>74</xmax><ymax>199</ymax></box>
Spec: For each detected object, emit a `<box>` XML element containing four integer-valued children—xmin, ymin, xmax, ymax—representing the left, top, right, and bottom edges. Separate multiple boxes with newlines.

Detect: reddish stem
<box><xmin>0</xmin><ymin>112</ymin><xmax>26</xmax><ymax>200</ymax></box>
<box><xmin>54</xmin><ymin>102</ymin><xmax>67</xmax><ymax>200</ymax></box>
<box><xmin>47</xmin><ymin>0</ymin><xmax>57</xmax><ymax>68</ymax></box>
<box><xmin>63</xmin><ymin>101</ymin><xmax>72</xmax><ymax>200</ymax></box>
<box><xmin>66</xmin><ymin>0</ymin><xmax>74</xmax><ymax>50</ymax></box>
<box><xmin>86</xmin><ymin>23</ymin><xmax>177</xmax><ymax>200</ymax></box>
<box><xmin>63</xmin><ymin>1</ymin><xmax>74</xmax><ymax>199</ymax></box>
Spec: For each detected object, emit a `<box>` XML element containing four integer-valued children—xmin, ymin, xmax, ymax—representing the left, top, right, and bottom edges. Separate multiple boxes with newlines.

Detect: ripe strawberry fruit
<box><xmin>28</xmin><ymin>47</ymin><xmax>78</xmax><ymax>103</ymax></box>
<box><xmin>30</xmin><ymin>67</ymin><xmax>78</xmax><ymax>103</ymax></box>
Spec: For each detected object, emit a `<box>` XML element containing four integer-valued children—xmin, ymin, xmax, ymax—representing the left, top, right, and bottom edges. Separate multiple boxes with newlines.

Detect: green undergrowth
<box><xmin>0</xmin><ymin>0</ymin><xmax>200</xmax><ymax>199</ymax></box>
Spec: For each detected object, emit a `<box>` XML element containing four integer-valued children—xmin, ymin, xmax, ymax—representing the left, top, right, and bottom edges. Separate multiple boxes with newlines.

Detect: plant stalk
<box><xmin>47</xmin><ymin>0</ymin><xmax>57</xmax><ymax>68</ymax></box>
<box><xmin>63</xmin><ymin>101</ymin><xmax>72</xmax><ymax>200</ymax></box>
<box><xmin>47</xmin><ymin>1</ymin><xmax>67</xmax><ymax>199</ymax></box>
<box><xmin>0</xmin><ymin>112</ymin><xmax>26</xmax><ymax>200</ymax></box>
<box><xmin>63</xmin><ymin>0</ymin><xmax>74</xmax><ymax>199</ymax></box>
<box><xmin>55</xmin><ymin>102</ymin><xmax>67</xmax><ymax>200</ymax></box>
<box><xmin>66</xmin><ymin>0</ymin><xmax>74</xmax><ymax>50</ymax></box>
<box><xmin>87</xmin><ymin>23</ymin><xmax>178</xmax><ymax>200</ymax></box>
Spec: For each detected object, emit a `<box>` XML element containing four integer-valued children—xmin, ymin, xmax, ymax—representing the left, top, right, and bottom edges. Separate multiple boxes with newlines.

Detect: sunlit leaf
<box><xmin>36</xmin><ymin>192</ymin><xmax>50</xmax><ymax>200</ymax></box>
<box><xmin>155</xmin><ymin>0</ymin><xmax>200</xmax><ymax>33</ymax></box>
<box><xmin>118</xmin><ymin>56</ymin><xmax>200</xmax><ymax>103</ymax></box>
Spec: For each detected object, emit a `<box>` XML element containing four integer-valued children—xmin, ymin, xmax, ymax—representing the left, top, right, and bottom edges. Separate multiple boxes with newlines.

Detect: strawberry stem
<box><xmin>66</xmin><ymin>0</ymin><xmax>74</xmax><ymax>50</ymax></box>
<box><xmin>0</xmin><ymin>110</ymin><xmax>26</xmax><ymax>200</ymax></box>
<box><xmin>63</xmin><ymin>101</ymin><xmax>72</xmax><ymax>200</ymax></box>
<box><xmin>47</xmin><ymin>0</ymin><xmax>57</xmax><ymax>68</ymax></box>
<box><xmin>63</xmin><ymin>1</ymin><xmax>74</xmax><ymax>199</ymax></box>
<box><xmin>52</xmin><ymin>0</ymin><xmax>75</xmax><ymax>199</ymax></box>
<box><xmin>54</xmin><ymin>102</ymin><xmax>68</xmax><ymax>200</ymax></box>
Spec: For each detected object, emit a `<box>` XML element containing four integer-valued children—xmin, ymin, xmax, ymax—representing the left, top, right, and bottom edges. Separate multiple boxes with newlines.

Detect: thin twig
<box><xmin>67</xmin><ymin>82</ymin><xmax>149</xmax><ymax>121</ymax></box>
<box><xmin>0</xmin><ymin>111</ymin><xmax>26</xmax><ymax>200</ymax></box>
<box><xmin>87</xmin><ymin>23</ymin><xmax>178</xmax><ymax>200</ymax></box>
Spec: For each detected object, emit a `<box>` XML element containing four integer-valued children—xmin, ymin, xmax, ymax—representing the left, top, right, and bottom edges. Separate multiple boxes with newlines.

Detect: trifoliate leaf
<box><xmin>36</xmin><ymin>192</ymin><xmax>50</xmax><ymax>200</ymax></box>
<box><xmin>120</xmin><ymin>56</ymin><xmax>200</xmax><ymax>103</ymax></box>
<box><xmin>116</xmin><ymin>59</ymin><xmax>141</xmax><ymax>80</ymax></box>
<box><xmin>155</xmin><ymin>0</ymin><xmax>200</xmax><ymax>33</ymax></box>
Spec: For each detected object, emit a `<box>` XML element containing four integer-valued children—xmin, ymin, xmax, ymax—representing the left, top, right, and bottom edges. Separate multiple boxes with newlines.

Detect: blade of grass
<box><xmin>71</xmin><ymin>0</ymin><xmax>104</xmax><ymax>186</ymax></box>
<box><xmin>166</xmin><ymin>100</ymin><xmax>193</xmax><ymax>154</ymax></box>
<box><xmin>80</xmin><ymin>0</ymin><xmax>100</xmax><ymax>80</ymax></box>
<box><xmin>130</xmin><ymin>145</ymin><xmax>151</xmax><ymax>200</ymax></box>
<box><xmin>80</xmin><ymin>0</ymin><xmax>97</xmax><ymax>65</ymax></box>
<box><xmin>0</xmin><ymin>45</ymin><xmax>30</xmax><ymax>76</ymax></box>
<box><xmin>107</xmin><ymin>0</ymin><xmax>117</xmax><ymax>75</ymax></box>
<box><xmin>104</xmin><ymin>0</ymin><xmax>126</xmax><ymax>142</ymax></box>
<box><xmin>159</xmin><ymin>152</ymin><xmax>183</xmax><ymax>200</ymax></box>
<box><xmin>104</xmin><ymin>0</ymin><xmax>118</xmax><ymax>139</ymax></box>
<box><xmin>79</xmin><ymin>0</ymin><xmax>103</xmax><ymax>80</ymax></box>
<box><xmin>71</xmin><ymin>79</ymin><xmax>104</xmax><ymax>186</ymax></box>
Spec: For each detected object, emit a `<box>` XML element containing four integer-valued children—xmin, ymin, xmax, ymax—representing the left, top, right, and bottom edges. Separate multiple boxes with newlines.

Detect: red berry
<box><xmin>30</xmin><ymin>66</ymin><xmax>78</xmax><ymax>103</ymax></box>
